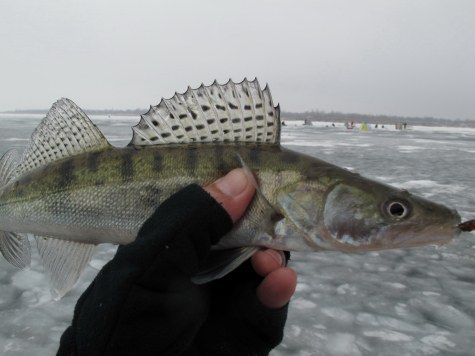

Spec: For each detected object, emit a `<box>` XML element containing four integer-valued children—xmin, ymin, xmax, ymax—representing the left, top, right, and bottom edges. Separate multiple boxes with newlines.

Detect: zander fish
<box><xmin>0</xmin><ymin>79</ymin><xmax>467</xmax><ymax>298</ymax></box>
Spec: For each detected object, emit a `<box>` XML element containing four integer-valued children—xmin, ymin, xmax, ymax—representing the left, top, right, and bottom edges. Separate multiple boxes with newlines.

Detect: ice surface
<box><xmin>0</xmin><ymin>114</ymin><xmax>474</xmax><ymax>355</ymax></box>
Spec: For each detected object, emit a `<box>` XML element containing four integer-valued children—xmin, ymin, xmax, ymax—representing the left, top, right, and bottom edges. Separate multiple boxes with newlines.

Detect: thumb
<box><xmin>204</xmin><ymin>168</ymin><xmax>256</xmax><ymax>223</ymax></box>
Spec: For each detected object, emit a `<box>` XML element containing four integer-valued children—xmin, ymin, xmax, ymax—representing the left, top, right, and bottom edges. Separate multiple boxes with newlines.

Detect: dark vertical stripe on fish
<box><xmin>152</xmin><ymin>151</ymin><xmax>162</xmax><ymax>173</ymax></box>
<box><xmin>58</xmin><ymin>159</ymin><xmax>74</xmax><ymax>189</ymax></box>
<box><xmin>186</xmin><ymin>147</ymin><xmax>197</xmax><ymax>175</ymax></box>
<box><xmin>121</xmin><ymin>150</ymin><xmax>134</xmax><ymax>182</ymax></box>
<box><xmin>214</xmin><ymin>144</ymin><xmax>225</xmax><ymax>173</ymax></box>
<box><xmin>86</xmin><ymin>151</ymin><xmax>101</xmax><ymax>173</ymax></box>
<box><xmin>249</xmin><ymin>146</ymin><xmax>261</xmax><ymax>167</ymax></box>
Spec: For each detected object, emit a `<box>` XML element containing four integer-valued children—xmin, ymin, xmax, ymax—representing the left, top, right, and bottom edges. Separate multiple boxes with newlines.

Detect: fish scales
<box><xmin>0</xmin><ymin>144</ymin><xmax>310</xmax><ymax>243</ymax></box>
<box><xmin>0</xmin><ymin>79</ymin><xmax>465</xmax><ymax>298</ymax></box>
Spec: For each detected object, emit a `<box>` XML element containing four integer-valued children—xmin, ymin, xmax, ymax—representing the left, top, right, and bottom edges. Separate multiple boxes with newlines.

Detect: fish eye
<box><xmin>385</xmin><ymin>200</ymin><xmax>410</xmax><ymax>219</ymax></box>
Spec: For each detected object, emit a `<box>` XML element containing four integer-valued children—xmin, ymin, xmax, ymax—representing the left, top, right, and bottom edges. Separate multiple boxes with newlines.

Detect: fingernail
<box><xmin>265</xmin><ymin>249</ymin><xmax>284</xmax><ymax>267</ymax></box>
<box><xmin>215</xmin><ymin>169</ymin><xmax>248</xmax><ymax>197</ymax></box>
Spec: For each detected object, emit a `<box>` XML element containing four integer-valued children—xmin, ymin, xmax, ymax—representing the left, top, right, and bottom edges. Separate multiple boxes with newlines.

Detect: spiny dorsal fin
<box><xmin>130</xmin><ymin>78</ymin><xmax>280</xmax><ymax>146</ymax></box>
<box><xmin>35</xmin><ymin>236</ymin><xmax>96</xmax><ymax>300</ymax></box>
<box><xmin>16</xmin><ymin>98</ymin><xmax>111</xmax><ymax>176</ymax></box>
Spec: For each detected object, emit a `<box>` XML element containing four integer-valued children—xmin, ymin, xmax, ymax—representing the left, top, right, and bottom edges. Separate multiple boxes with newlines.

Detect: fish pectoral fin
<box><xmin>192</xmin><ymin>246</ymin><xmax>259</xmax><ymax>284</ymax></box>
<box><xmin>34</xmin><ymin>236</ymin><xmax>96</xmax><ymax>300</ymax></box>
<box><xmin>0</xmin><ymin>231</ymin><xmax>31</xmax><ymax>269</ymax></box>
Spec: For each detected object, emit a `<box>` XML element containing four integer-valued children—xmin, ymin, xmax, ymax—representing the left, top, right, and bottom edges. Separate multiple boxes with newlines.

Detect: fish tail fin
<box><xmin>0</xmin><ymin>150</ymin><xmax>31</xmax><ymax>268</ymax></box>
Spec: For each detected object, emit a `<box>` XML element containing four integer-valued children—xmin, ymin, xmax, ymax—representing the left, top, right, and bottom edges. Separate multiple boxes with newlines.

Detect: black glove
<box><xmin>57</xmin><ymin>184</ymin><xmax>289</xmax><ymax>356</ymax></box>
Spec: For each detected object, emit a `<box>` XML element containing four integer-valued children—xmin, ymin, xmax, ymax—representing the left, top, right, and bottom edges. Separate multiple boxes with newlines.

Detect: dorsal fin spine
<box><xmin>203</xmin><ymin>84</ymin><xmax>227</xmax><ymax>141</ymax></box>
<box><xmin>180</xmin><ymin>88</ymin><xmax>200</xmax><ymax>141</ymax></box>
<box><xmin>56</xmin><ymin>102</ymin><xmax>84</xmax><ymax>149</ymax></box>
<box><xmin>164</xmin><ymin>97</ymin><xmax>194</xmax><ymax>142</ymax></box>
<box><xmin>166</xmin><ymin>97</ymin><xmax>189</xmax><ymax>142</ymax></box>
<box><xmin>206</xmin><ymin>83</ymin><xmax>225</xmax><ymax>140</ymax></box>
<box><xmin>232</xmin><ymin>80</ymin><xmax>247</xmax><ymax>141</ymax></box>
<box><xmin>52</xmin><ymin>108</ymin><xmax>78</xmax><ymax>155</ymax></box>
<box><xmin>216</xmin><ymin>82</ymin><xmax>238</xmax><ymax>141</ymax></box>
<box><xmin>44</xmin><ymin>114</ymin><xmax>69</xmax><ymax>158</ymax></box>
<box><xmin>132</xmin><ymin>125</ymin><xmax>151</xmax><ymax>144</ymax></box>
<box><xmin>50</xmin><ymin>107</ymin><xmax>81</xmax><ymax>155</ymax></box>
<box><xmin>154</xmin><ymin>104</ymin><xmax>173</xmax><ymax>144</ymax></box>
<box><xmin>263</xmin><ymin>84</ymin><xmax>278</xmax><ymax>143</ymax></box>
<box><xmin>257</xmin><ymin>82</ymin><xmax>272</xmax><ymax>142</ymax></box>
<box><xmin>167</xmin><ymin>94</ymin><xmax>185</xmax><ymax>141</ymax></box>
<box><xmin>258</xmin><ymin>83</ymin><xmax>279</xmax><ymax>140</ymax></box>
<box><xmin>189</xmin><ymin>85</ymin><xmax>213</xmax><ymax>139</ymax></box>
<box><xmin>151</xmin><ymin>106</ymin><xmax>170</xmax><ymax>144</ymax></box>
<box><xmin>249</xmin><ymin>79</ymin><xmax>263</xmax><ymax>141</ymax></box>
<box><xmin>137</xmin><ymin>115</ymin><xmax>154</xmax><ymax>144</ymax></box>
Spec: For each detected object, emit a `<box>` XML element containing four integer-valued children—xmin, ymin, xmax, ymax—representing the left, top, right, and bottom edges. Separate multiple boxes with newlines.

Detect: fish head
<box><xmin>275</xmin><ymin>173</ymin><xmax>461</xmax><ymax>252</ymax></box>
<box><xmin>321</xmin><ymin>181</ymin><xmax>462</xmax><ymax>252</ymax></box>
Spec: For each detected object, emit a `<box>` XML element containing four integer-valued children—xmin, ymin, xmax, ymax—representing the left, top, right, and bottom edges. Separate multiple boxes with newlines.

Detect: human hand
<box><xmin>251</xmin><ymin>249</ymin><xmax>297</xmax><ymax>309</ymax></box>
<box><xmin>58</xmin><ymin>168</ymin><xmax>297</xmax><ymax>356</ymax></box>
<box><xmin>204</xmin><ymin>168</ymin><xmax>297</xmax><ymax>309</ymax></box>
<box><xmin>177</xmin><ymin>169</ymin><xmax>297</xmax><ymax>355</ymax></box>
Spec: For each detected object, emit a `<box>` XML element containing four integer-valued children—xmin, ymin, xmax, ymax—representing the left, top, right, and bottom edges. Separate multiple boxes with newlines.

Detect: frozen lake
<box><xmin>0</xmin><ymin>114</ymin><xmax>474</xmax><ymax>355</ymax></box>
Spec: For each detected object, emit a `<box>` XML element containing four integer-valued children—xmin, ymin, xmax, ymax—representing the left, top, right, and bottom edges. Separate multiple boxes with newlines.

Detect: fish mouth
<box><xmin>370</xmin><ymin>210</ymin><xmax>464</xmax><ymax>251</ymax></box>
<box><xmin>388</xmin><ymin>225</ymin><xmax>461</xmax><ymax>249</ymax></box>
<box><xmin>377</xmin><ymin>211</ymin><xmax>466</xmax><ymax>250</ymax></box>
<box><xmin>320</xmin><ymin>221</ymin><xmax>462</xmax><ymax>253</ymax></box>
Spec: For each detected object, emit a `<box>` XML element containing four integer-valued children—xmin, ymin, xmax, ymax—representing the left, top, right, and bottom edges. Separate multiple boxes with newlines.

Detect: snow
<box><xmin>0</xmin><ymin>114</ymin><xmax>474</xmax><ymax>355</ymax></box>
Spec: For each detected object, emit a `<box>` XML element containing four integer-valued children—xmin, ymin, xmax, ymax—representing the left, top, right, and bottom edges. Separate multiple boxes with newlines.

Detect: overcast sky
<box><xmin>1</xmin><ymin>0</ymin><xmax>474</xmax><ymax>120</ymax></box>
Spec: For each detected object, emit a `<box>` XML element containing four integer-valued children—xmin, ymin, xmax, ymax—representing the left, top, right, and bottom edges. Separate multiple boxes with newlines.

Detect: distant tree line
<box><xmin>281</xmin><ymin>110</ymin><xmax>475</xmax><ymax>128</ymax></box>
<box><xmin>3</xmin><ymin>108</ymin><xmax>475</xmax><ymax>128</ymax></box>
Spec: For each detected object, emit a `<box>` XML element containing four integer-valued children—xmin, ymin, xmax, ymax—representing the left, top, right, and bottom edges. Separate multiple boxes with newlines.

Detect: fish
<box><xmin>0</xmin><ymin>78</ymin><xmax>465</xmax><ymax>299</ymax></box>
